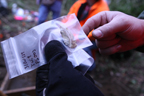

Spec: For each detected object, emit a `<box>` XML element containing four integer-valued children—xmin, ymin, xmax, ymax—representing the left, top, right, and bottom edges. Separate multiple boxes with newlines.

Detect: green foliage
<box><xmin>6</xmin><ymin>0</ymin><xmax>144</xmax><ymax>17</ymax></box>
<box><xmin>109</xmin><ymin>0</ymin><xmax>144</xmax><ymax>17</ymax></box>
<box><xmin>6</xmin><ymin>0</ymin><xmax>77</xmax><ymax>15</ymax></box>
<box><xmin>62</xmin><ymin>0</ymin><xmax>76</xmax><ymax>11</ymax></box>
<box><xmin>7</xmin><ymin>0</ymin><xmax>39</xmax><ymax>11</ymax></box>
<box><xmin>61</xmin><ymin>0</ymin><xmax>77</xmax><ymax>15</ymax></box>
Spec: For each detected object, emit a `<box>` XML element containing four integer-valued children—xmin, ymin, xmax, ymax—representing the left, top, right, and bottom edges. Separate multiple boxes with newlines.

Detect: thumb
<box><xmin>92</xmin><ymin>18</ymin><xmax>126</xmax><ymax>39</ymax></box>
<box><xmin>82</xmin><ymin>11</ymin><xmax>127</xmax><ymax>39</ymax></box>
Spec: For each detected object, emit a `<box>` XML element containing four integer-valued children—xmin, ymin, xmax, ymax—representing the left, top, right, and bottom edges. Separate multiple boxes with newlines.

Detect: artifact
<box><xmin>60</xmin><ymin>26</ymin><xmax>77</xmax><ymax>48</ymax></box>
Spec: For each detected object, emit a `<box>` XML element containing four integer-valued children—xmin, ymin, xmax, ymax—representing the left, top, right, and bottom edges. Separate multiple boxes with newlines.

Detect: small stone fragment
<box><xmin>60</xmin><ymin>26</ymin><xmax>77</xmax><ymax>48</ymax></box>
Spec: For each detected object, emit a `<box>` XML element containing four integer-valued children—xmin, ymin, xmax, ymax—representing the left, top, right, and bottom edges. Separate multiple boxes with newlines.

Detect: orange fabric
<box><xmin>68</xmin><ymin>0</ymin><xmax>109</xmax><ymax>41</ymax></box>
<box><xmin>0</xmin><ymin>34</ymin><xmax>3</xmax><ymax>39</ymax></box>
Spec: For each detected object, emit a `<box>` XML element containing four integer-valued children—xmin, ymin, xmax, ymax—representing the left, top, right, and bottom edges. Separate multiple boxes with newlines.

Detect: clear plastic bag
<box><xmin>1</xmin><ymin>14</ymin><xmax>94</xmax><ymax>79</ymax></box>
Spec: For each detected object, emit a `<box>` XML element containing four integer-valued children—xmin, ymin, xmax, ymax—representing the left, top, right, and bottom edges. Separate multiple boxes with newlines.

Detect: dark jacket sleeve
<box><xmin>135</xmin><ymin>45</ymin><xmax>144</xmax><ymax>53</ymax></box>
<box><xmin>137</xmin><ymin>11</ymin><xmax>144</xmax><ymax>19</ymax></box>
<box><xmin>36</xmin><ymin>40</ymin><xmax>104</xmax><ymax>96</ymax></box>
<box><xmin>135</xmin><ymin>11</ymin><xmax>144</xmax><ymax>52</ymax></box>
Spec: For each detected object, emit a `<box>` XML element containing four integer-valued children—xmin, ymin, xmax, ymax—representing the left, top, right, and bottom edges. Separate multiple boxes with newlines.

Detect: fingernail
<box><xmin>93</xmin><ymin>30</ymin><xmax>103</xmax><ymax>38</ymax></box>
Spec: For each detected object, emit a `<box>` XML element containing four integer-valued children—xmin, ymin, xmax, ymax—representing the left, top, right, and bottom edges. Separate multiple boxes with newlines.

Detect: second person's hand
<box><xmin>82</xmin><ymin>11</ymin><xmax>144</xmax><ymax>55</ymax></box>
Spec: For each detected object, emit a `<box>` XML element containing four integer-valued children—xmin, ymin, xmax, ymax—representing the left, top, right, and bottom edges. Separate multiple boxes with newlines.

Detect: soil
<box><xmin>6</xmin><ymin>70</ymin><xmax>36</xmax><ymax>90</ymax></box>
<box><xmin>89</xmin><ymin>51</ymin><xmax>144</xmax><ymax>96</ymax></box>
<box><xmin>0</xmin><ymin>12</ymin><xmax>37</xmax><ymax>90</ymax></box>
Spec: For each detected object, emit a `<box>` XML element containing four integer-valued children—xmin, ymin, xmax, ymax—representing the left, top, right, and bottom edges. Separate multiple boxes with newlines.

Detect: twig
<box><xmin>94</xmin><ymin>80</ymin><xmax>103</xmax><ymax>88</ymax></box>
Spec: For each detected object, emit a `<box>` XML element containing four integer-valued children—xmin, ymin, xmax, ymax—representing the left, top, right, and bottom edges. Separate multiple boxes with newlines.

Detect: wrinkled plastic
<box><xmin>1</xmin><ymin>14</ymin><xmax>94</xmax><ymax>79</ymax></box>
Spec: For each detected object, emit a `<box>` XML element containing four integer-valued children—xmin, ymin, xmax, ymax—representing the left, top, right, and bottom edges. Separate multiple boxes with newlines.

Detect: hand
<box><xmin>36</xmin><ymin>40</ymin><xmax>104</xmax><ymax>96</ymax></box>
<box><xmin>82</xmin><ymin>11</ymin><xmax>144</xmax><ymax>55</ymax></box>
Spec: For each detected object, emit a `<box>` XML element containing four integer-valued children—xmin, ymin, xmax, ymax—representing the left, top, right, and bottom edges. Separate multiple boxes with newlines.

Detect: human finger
<box><xmin>36</xmin><ymin>64</ymin><xmax>49</xmax><ymax>95</ymax></box>
<box><xmin>96</xmin><ymin>37</ymin><xmax>121</xmax><ymax>49</ymax></box>
<box><xmin>92</xmin><ymin>17</ymin><xmax>128</xmax><ymax>39</ymax></box>
<box><xmin>82</xmin><ymin>11</ymin><xmax>122</xmax><ymax>35</ymax></box>
<box><xmin>99</xmin><ymin>44</ymin><xmax>122</xmax><ymax>55</ymax></box>
<box><xmin>97</xmin><ymin>34</ymin><xmax>116</xmax><ymax>40</ymax></box>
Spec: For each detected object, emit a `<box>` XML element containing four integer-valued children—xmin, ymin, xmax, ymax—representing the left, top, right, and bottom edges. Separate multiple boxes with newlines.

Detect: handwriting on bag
<box><xmin>21</xmin><ymin>49</ymin><xmax>40</xmax><ymax>69</ymax></box>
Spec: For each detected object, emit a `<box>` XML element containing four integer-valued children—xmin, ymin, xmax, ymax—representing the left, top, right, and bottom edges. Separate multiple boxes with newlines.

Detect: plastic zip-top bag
<box><xmin>1</xmin><ymin>14</ymin><xmax>94</xmax><ymax>79</ymax></box>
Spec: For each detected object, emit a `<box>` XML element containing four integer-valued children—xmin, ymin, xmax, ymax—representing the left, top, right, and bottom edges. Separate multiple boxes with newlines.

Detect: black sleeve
<box><xmin>36</xmin><ymin>40</ymin><xmax>104</xmax><ymax>96</ymax></box>
<box><xmin>135</xmin><ymin>45</ymin><xmax>144</xmax><ymax>53</ymax></box>
<box><xmin>135</xmin><ymin>11</ymin><xmax>144</xmax><ymax>52</ymax></box>
<box><xmin>36</xmin><ymin>52</ymin><xmax>104</xmax><ymax>96</ymax></box>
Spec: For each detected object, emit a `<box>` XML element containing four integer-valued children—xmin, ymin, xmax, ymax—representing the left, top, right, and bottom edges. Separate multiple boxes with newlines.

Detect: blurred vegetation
<box><xmin>6</xmin><ymin>0</ymin><xmax>144</xmax><ymax>17</ymax></box>
<box><xmin>61</xmin><ymin>0</ymin><xmax>77</xmax><ymax>14</ymax></box>
<box><xmin>7</xmin><ymin>0</ymin><xmax>77</xmax><ymax>15</ymax></box>
<box><xmin>7</xmin><ymin>0</ymin><xmax>39</xmax><ymax>11</ymax></box>
<box><xmin>109</xmin><ymin>0</ymin><xmax>144</xmax><ymax>17</ymax></box>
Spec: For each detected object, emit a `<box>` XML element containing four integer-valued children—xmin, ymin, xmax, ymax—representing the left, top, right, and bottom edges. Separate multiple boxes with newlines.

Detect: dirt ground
<box><xmin>0</xmin><ymin>11</ymin><xmax>37</xmax><ymax>94</ymax></box>
<box><xmin>0</xmin><ymin>12</ymin><xmax>144</xmax><ymax>96</ymax></box>
<box><xmin>89</xmin><ymin>51</ymin><xmax>144</xmax><ymax>96</ymax></box>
